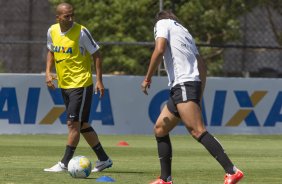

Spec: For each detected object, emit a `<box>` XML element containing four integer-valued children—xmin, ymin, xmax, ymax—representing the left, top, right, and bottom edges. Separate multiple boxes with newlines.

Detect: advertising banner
<box><xmin>0</xmin><ymin>74</ymin><xmax>281</xmax><ymax>134</ymax></box>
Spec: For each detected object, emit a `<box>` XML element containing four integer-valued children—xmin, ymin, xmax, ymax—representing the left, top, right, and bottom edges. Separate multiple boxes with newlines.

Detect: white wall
<box><xmin>0</xmin><ymin>74</ymin><xmax>282</xmax><ymax>134</ymax></box>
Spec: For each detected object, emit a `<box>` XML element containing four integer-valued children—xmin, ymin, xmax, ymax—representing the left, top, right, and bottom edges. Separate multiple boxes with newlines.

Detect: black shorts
<box><xmin>61</xmin><ymin>84</ymin><xmax>93</xmax><ymax>122</ymax></box>
<box><xmin>167</xmin><ymin>81</ymin><xmax>201</xmax><ymax>118</ymax></box>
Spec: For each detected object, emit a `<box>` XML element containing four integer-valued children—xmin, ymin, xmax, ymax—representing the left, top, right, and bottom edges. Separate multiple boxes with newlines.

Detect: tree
<box><xmin>258</xmin><ymin>0</ymin><xmax>282</xmax><ymax>45</ymax></box>
<box><xmin>49</xmin><ymin>0</ymin><xmax>269</xmax><ymax>76</ymax></box>
<box><xmin>49</xmin><ymin>0</ymin><xmax>158</xmax><ymax>75</ymax></box>
<box><xmin>169</xmin><ymin>0</ymin><xmax>251</xmax><ymax>76</ymax></box>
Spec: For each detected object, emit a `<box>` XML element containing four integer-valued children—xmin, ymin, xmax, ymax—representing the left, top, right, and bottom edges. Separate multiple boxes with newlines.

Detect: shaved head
<box><xmin>55</xmin><ymin>2</ymin><xmax>74</xmax><ymax>32</ymax></box>
<box><xmin>56</xmin><ymin>3</ymin><xmax>73</xmax><ymax>15</ymax></box>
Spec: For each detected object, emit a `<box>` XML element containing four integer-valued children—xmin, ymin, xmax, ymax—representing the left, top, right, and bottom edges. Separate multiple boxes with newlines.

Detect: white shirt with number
<box><xmin>154</xmin><ymin>19</ymin><xmax>200</xmax><ymax>87</ymax></box>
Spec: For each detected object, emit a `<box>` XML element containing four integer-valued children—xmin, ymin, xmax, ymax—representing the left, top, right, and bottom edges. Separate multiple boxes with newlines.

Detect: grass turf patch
<box><xmin>0</xmin><ymin>134</ymin><xmax>281</xmax><ymax>184</ymax></box>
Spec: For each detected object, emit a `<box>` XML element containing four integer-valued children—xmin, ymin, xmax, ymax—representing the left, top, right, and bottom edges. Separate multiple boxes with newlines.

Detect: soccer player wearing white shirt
<box><xmin>141</xmin><ymin>10</ymin><xmax>244</xmax><ymax>184</ymax></box>
<box><xmin>44</xmin><ymin>2</ymin><xmax>112</xmax><ymax>173</ymax></box>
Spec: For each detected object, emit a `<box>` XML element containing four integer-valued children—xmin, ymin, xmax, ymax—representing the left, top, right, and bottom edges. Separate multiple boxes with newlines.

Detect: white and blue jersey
<box><xmin>154</xmin><ymin>19</ymin><xmax>200</xmax><ymax>87</ymax></box>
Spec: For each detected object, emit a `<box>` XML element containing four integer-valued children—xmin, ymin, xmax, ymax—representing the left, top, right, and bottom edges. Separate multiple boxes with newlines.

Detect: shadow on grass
<box><xmin>99</xmin><ymin>170</ymin><xmax>145</xmax><ymax>174</ymax></box>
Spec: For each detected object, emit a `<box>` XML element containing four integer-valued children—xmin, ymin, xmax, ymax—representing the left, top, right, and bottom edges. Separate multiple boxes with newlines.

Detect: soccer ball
<box><xmin>68</xmin><ymin>155</ymin><xmax>92</xmax><ymax>178</ymax></box>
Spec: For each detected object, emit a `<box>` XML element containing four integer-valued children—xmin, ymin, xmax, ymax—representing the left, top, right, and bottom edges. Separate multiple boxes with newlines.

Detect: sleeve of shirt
<box><xmin>80</xmin><ymin>28</ymin><xmax>100</xmax><ymax>55</ymax></box>
<box><xmin>47</xmin><ymin>28</ymin><xmax>53</xmax><ymax>51</ymax></box>
<box><xmin>191</xmin><ymin>38</ymin><xmax>199</xmax><ymax>55</ymax></box>
<box><xmin>154</xmin><ymin>20</ymin><xmax>169</xmax><ymax>40</ymax></box>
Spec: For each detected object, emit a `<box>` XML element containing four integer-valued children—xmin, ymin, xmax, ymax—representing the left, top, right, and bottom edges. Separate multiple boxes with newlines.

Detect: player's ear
<box><xmin>56</xmin><ymin>15</ymin><xmax>59</xmax><ymax>22</ymax></box>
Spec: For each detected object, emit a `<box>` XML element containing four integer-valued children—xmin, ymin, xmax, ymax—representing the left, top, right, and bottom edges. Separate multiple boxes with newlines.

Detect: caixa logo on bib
<box><xmin>0</xmin><ymin>87</ymin><xmax>114</xmax><ymax>125</ymax></box>
<box><xmin>148</xmin><ymin>89</ymin><xmax>282</xmax><ymax>127</ymax></box>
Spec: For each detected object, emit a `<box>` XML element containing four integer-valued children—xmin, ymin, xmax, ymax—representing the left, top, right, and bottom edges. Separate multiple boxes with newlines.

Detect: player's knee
<box><xmin>154</xmin><ymin>124</ymin><xmax>168</xmax><ymax>137</ymax></box>
<box><xmin>67</xmin><ymin>121</ymin><xmax>80</xmax><ymax>133</ymax></box>
<box><xmin>190</xmin><ymin>129</ymin><xmax>206</xmax><ymax>140</ymax></box>
<box><xmin>67</xmin><ymin>121</ymin><xmax>76</xmax><ymax>129</ymax></box>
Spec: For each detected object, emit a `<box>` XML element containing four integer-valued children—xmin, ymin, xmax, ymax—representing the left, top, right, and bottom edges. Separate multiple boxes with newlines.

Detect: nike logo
<box><xmin>69</xmin><ymin>115</ymin><xmax>75</xmax><ymax>118</ymax></box>
<box><xmin>55</xmin><ymin>59</ymin><xmax>65</xmax><ymax>64</ymax></box>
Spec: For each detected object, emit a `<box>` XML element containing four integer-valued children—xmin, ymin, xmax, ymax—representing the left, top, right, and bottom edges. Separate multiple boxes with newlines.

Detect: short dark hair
<box><xmin>155</xmin><ymin>10</ymin><xmax>179</xmax><ymax>23</ymax></box>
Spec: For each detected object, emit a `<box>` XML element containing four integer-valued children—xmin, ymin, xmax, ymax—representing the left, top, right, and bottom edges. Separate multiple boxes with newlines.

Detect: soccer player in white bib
<box><xmin>141</xmin><ymin>10</ymin><xmax>244</xmax><ymax>184</ymax></box>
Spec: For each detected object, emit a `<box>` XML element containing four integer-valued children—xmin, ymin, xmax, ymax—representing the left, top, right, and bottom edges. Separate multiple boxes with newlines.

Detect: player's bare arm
<box><xmin>196</xmin><ymin>54</ymin><xmax>207</xmax><ymax>100</ymax></box>
<box><xmin>141</xmin><ymin>37</ymin><xmax>167</xmax><ymax>95</ymax></box>
<box><xmin>45</xmin><ymin>50</ymin><xmax>56</xmax><ymax>90</ymax></box>
<box><xmin>93</xmin><ymin>51</ymin><xmax>104</xmax><ymax>98</ymax></box>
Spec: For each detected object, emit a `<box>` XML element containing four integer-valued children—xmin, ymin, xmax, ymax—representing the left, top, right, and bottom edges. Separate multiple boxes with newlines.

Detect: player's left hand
<box><xmin>94</xmin><ymin>80</ymin><xmax>105</xmax><ymax>98</ymax></box>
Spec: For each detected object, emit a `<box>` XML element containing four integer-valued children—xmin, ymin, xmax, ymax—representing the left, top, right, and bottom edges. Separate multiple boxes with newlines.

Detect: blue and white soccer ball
<box><xmin>68</xmin><ymin>155</ymin><xmax>92</xmax><ymax>178</ymax></box>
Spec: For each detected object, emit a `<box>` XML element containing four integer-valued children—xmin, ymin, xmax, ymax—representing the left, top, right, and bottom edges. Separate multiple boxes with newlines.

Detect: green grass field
<box><xmin>0</xmin><ymin>134</ymin><xmax>282</xmax><ymax>184</ymax></box>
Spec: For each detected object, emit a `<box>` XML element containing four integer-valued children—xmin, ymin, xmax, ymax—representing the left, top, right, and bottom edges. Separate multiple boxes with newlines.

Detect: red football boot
<box><xmin>150</xmin><ymin>178</ymin><xmax>173</xmax><ymax>184</ymax></box>
<box><xmin>224</xmin><ymin>169</ymin><xmax>244</xmax><ymax>184</ymax></box>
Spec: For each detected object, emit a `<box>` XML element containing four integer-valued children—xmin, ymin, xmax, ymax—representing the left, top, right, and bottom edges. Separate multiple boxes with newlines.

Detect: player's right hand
<box><xmin>46</xmin><ymin>74</ymin><xmax>57</xmax><ymax>90</ymax></box>
<box><xmin>141</xmin><ymin>79</ymin><xmax>151</xmax><ymax>95</ymax></box>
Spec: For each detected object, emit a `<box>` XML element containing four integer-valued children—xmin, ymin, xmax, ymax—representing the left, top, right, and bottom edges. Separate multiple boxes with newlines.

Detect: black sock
<box><xmin>92</xmin><ymin>142</ymin><xmax>108</xmax><ymax>161</ymax></box>
<box><xmin>61</xmin><ymin>145</ymin><xmax>76</xmax><ymax>167</ymax></box>
<box><xmin>156</xmin><ymin>135</ymin><xmax>172</xmax><ymax>182</ymax></box>
<box><xmin>198</xmin><ymin>131</ymin><xmax>235</xmax><ymax>174</ymax></box>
